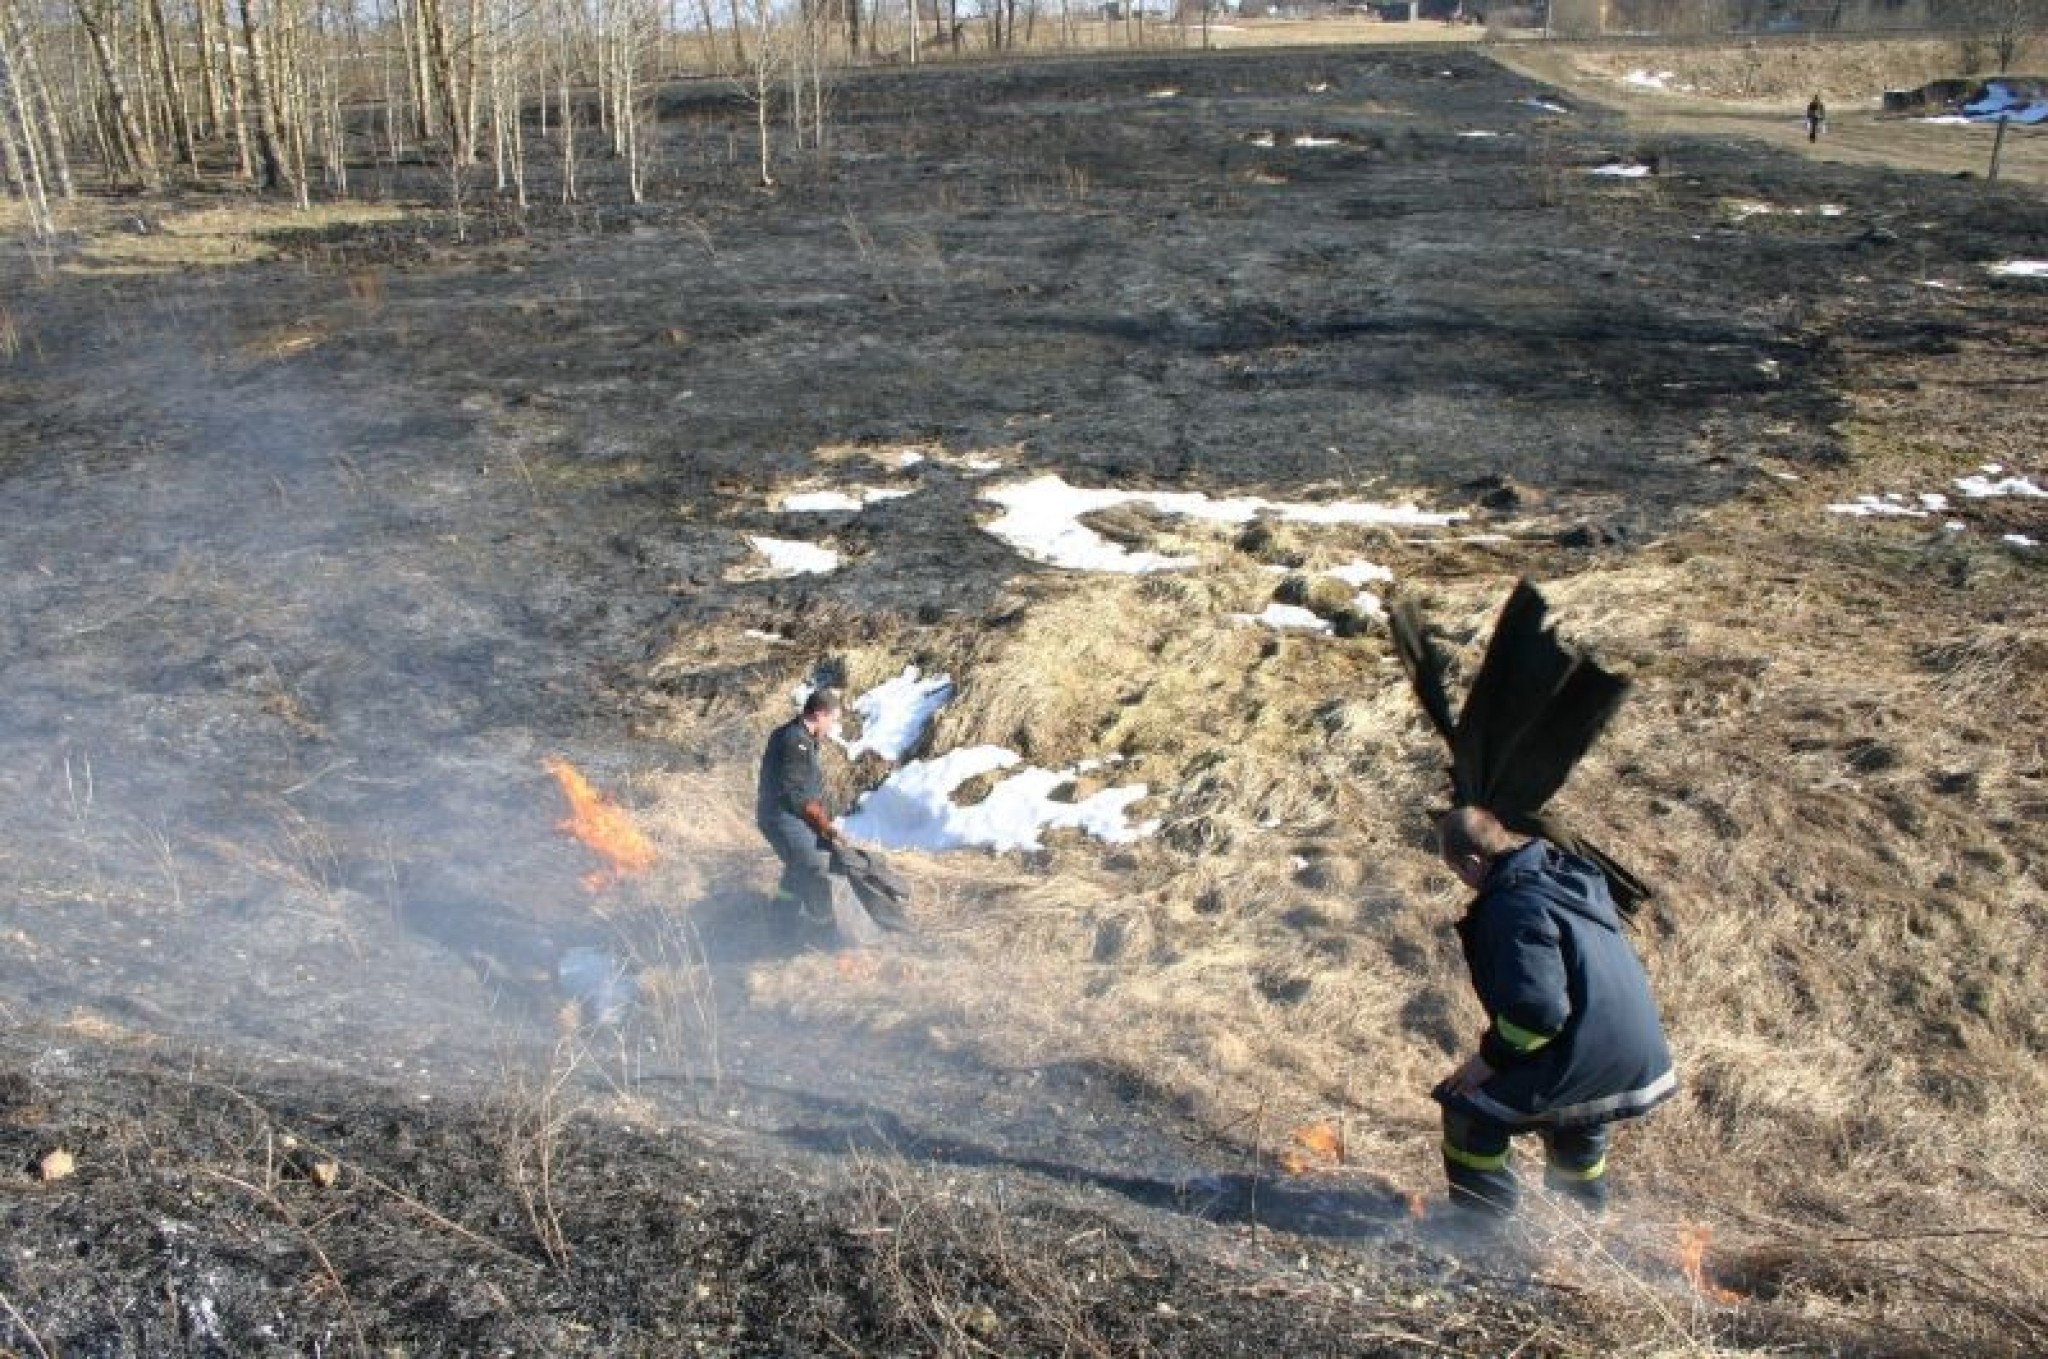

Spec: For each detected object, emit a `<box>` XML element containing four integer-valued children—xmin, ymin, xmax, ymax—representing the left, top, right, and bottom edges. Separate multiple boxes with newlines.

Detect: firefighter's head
<box><xmin>1436</xmin><ymin>806</ymin><xmax>1527</xmax><ymax>891</ymax></box>
<box><xmin>801</xmin><ymin>687</ymin><xmax>843</xmax><ymax>740</ymax></box>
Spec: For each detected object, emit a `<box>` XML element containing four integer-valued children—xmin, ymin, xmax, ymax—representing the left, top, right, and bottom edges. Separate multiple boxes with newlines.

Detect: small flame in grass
<box><xmin>834</xmin><ymin>951</ymin><xmax>881</xmax><ymax>982</ymax></box>
<box><xmin>543</xmin><ymin>757</ymin><xmax>657</xmax><ymax>891</ymax></box>
<box><xmin>1676</xmin><ymin>1224</ymin><xmax>1741</xmax><ymax>1304</ymax></box>
<box><xmin>1279</xmin><ymin>1121</ymin><xmax>1346</xmax><ymax>1176</ymax></box>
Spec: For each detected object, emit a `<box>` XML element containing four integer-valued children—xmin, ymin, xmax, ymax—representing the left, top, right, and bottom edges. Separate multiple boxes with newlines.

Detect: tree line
<box><xmin>0</xmin><ymin>0</ymin><xmax>1201</xmax><ymax>235</ymax></box>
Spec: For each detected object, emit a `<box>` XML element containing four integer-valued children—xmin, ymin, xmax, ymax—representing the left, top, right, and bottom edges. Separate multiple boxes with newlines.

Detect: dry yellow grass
<box><xmin>637</xmin><ymin>315</ymin><xmax>2046</xmax><ymax>1348</ymax></box>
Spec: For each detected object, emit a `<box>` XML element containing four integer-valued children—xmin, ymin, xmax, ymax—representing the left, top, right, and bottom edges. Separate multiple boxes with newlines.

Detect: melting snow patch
<box><xmin>1818</xmin><ymin>205</ymin><xmax>1845</xmax><ymax>217</ymax></box>
<box><xmin>1590</xmin><ymin>162</ymin><xmax>1652</xmax><ymax>178</ymax></box>
<box><xmin>1233</xmin><ymin>602</ymin><xmax>1332</xmax><ymax>633</ymax></box>
<box><xmin>747</xmin><ymin>535</ymin><xmax>841</xmax><ymax>575</ymax></box>
<box><xmin>2005</xmin><ymin>534</ymin><xmax>2040</xmax><ymax>548</ymax></box>
<box><xmin>1956</xmin><ymin>472</ymin><xmax>2047</xmax><ymax>498</ymax></box>
<box><xmin>743</xmin><ymin>628</ymin><xmax>788</xmax><ymax>643</ymax></box>
<box><xmin>981</xmin><ymin>474</ymin><xmax>1460</xmax><ymax>573</ymax></box>
<box><xmin>1247</xmin><ymin>131</ymin><xmax>1278</xmax><ymax>148</ymax></box>
<box><xmin>1457</xmin><ymin>130</ymin><xmax>1502</xmax><ymax>138</ymax></box>
<box><xmin>1827</xmin><ymin>495</ymin><xmax>1927</xmax><ymax>519</ymax></box>
<box><xmin>1292</xmin><ymin>135</ymin><xmax>1344</xmax><ymax>148</ymax></box>
<box><xmin>843</xmin><ymin>666</ymin><xmax>955</xmax><ymax>762</ymax></box>
<box><xmin>780</xmin><ymin>487</ymin><xmax>913</xmax><ymax>512</ymax></box>
<box><xmin>1991</xmin><ymin>260</ymin><xmax>2048</xmax><ymax>278</ymax></box>
<box><xmin>843</xmin><ymin>745</ymin><xmax>1156</xmax><ymax>853</ymax></box>
<box><xmin>1325</xmin><ymin>559</ymin><xmax>1395</xmax><ymax>587</ymax></box>
<box><xmin>1622</xmin><ymin>69</ymin><xmax>1684</xmax><ymax>91</ymax></box>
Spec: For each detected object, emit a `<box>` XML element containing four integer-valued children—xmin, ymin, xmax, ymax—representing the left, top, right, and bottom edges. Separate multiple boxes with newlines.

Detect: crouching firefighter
<box><xmin>757</xmin><ymin>688</ymin><xmax>849</xmax><ymax>946</ymax></box>
<box><xmin>1432</xmin><ymin>807</ymin><xmax>1676</xmax><ymax>1217</ymax></box>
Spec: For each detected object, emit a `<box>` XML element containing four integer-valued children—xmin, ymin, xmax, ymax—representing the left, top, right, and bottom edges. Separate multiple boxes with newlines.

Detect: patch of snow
<box><xmin>1622</xmin><ymin>69</ymin><xmax>1685</xmax><ymax>92</ymax></box>
<box><xmin>1351</xmin><ymin>590</ymin><xmax>1387</xmax><ymax>621</ymax></box>
<box><xmin>843</xmin><ymin>666</ymin><xmax>955</xmax><ymax>762</ymax></box>
<box><xmin>963</xmin><ymin>456</ymin><xmax>1006</xmax><ymax>473</ymax></box>
<box><xmin>1826</xmin><ymin>496</ymin><xmax>1926</xmax><ymax>519</ymax></box>
<box><xmin>747</xmin><ymin>535</ymin><xmax>841</xmax><ymax>575</ymax></box>
<box><xmin>1324</xmin><ymin>558</ymin><xmax>1395</xmax><ymax>587</ymax></box>
<box><xmin>1922</xmin><ymin>280</ymin><xmax>1954</xmax><ymax>290</ymax></box>
<box><xmin>1956</xmin><ymin>472</ymin><xmax>2047</xmax><ymax>498</ymax></box>
<box><xmin>843</xmin><ymin>745</ymin><xmax>1156</xmax><ymax>853</ymax></box>
<box><xmin>1522</xmin><ymin>97</ymin><xmax>1570</xmax><ymax>114</ymax></box>
<box><xmin>1730</xmin><ymin>200</ymin><xmax>1775</xmax><ymax>218</ymax></box>
<box><xmin>1306</xmin><ymin>81</ymin><xmax>1331</xmax><ymax>94</ymax></box>
<box><xmin>2004</xmin><ymin>533</ymin><xmax>2040</xmax><ymax>548</ymax></box>
<box><xmin>1247</xmin><ymin>131</ymin><xmax>1278</xmax><ymax>148</ymax></box>
<box><xmin>743</xmin><ymin>629</ymin><xmax>788</xmax><ymax>643</ymax></box>
<box><xmin>1946</xmin><ymin>520</ymin><xmax>1967</xmax><ymax>532</ymax></box>
<box><xmin>980</xmin><ymin>474</ymin><xmax>1460</xmax><ymax>573</ymax></box>
<box><xmin>1457</xmin><ymin>130</ymin><xmax>1502</xmax><ymax>138</ymax></box>
<box><xmin>1991</xmin><ymin>260</ymin><xmax>2048</xmax><ymax>278</ymax></box>
<box><xmin>1233</xmin><ymin>602</ymin><xmax>1333</xmax><ymax>633</ymax></box>
<box><xmin>1291</xmin><ymin>135</ymin><xmax>1344</xmax><ymax>148</ymax></box>
<box><xmin>1919</xmin><ymin>493</ymin><xmax>1951</xmax><ymax>511</ymax></box>
<box><xmin>1590</xmin><ymin>162</ymin><xmax>1652</xmax><ymax>178</ymax></box>
<box><xmin>895</xmin><ymin>449</ymin><xmax>927</xmax><ymax>468</ymax></box>
<box><xmin>780</xmin><ymin>487</ymin><xmax>913</xmax><ymax>512</ymax></box>
<box><xmin>1818</xmin><ymin>205</ymin><xmax>1845</xmax><ymax>217</ymax></box>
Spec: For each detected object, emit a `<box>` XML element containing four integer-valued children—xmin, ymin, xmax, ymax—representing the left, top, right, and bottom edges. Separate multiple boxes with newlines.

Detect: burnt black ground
<box><xmin>3</xmin><ymin>42</ymin><xmax>2046</xmax><ymax>1356</ymax></box>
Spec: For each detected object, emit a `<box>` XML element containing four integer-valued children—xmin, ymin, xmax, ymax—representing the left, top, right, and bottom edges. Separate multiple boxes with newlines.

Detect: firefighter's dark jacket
<box><xmin>756</xmin><ymin>717</ymin><xmax>826</xmax><ymax>832</ymax></box>
<box><xmin>1455</xmin><ymin>839</ymin><xmax>1676</xmax><ymax>1128</ymax></box>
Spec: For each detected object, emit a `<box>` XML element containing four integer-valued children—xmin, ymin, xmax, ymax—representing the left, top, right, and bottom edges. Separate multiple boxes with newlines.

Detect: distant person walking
<box><xmin>1430</xmin><ymin>807</ymin><xmax>1676</xmax><ymax>1218</ymax></box>
<box><xmin>1806</xmin><ymin>94</ymin><xmax>1826</xmax><ymax>142</ymax></box>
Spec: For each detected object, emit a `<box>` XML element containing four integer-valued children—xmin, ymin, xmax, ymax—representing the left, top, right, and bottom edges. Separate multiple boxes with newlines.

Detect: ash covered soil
<box><xmin>3</xmin><ymin>44</ymin><xmax>2045</xmax><ymax>1356</ymax></box>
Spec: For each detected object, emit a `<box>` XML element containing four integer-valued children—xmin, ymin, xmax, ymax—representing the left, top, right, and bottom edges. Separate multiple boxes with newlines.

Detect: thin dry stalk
<box><xmin>196</xmin><ymin>1167</ymin><xmax>368</xmax><ymax>1357</ymax></box>
<box><xmin>0</xmin><ymin>1282</ymin><xmax>51</xmax><ymax>1359</ymax></box>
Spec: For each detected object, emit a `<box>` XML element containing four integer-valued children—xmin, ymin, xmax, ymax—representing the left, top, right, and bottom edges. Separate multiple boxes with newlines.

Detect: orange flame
<box><xmin>1278</xmin><ymin>1121</ymin><xmax>1346</xmax><ymax>1175</ymax></box>
<box><xmin>543</xmin><ymin>757</ymin><xmax>657</xmax><ymax>891</ymax></box>
<box><xmin>1676</xmin><ymin>1224</ymin><xmax>1740</xmax><ymax>1304</ymax></box>
<box><xmin>834</xmin><ymin>952</ymin><xmax>881</xmax><ymax>982</ymax></box>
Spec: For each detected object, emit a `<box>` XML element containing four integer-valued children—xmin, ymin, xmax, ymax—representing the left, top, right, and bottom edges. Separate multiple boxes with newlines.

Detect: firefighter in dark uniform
<box><xmin>757</xmin><ymin>688</ymin><xmax>845</xmax><ymax>944</ymax></box>
<box><xmin>1432</xmin><ymin>806</ymin><xmax>1677</xmax><ymax>1217</ymax></box>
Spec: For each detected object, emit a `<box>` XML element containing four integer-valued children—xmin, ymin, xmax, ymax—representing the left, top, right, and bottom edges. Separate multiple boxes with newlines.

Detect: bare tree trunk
<box><xmin>556</xmin><ymin>24</ymin><xmax>576</xmax><ymax>202</ymax></box>
<box><xmin>0</xmin><ymin>27</ymin><xmax>51</xmax><ymax>234</ymax></box>
<box><xmin>75</xmin><ymin>0</ymin><xmax>160</xmax><ymax>188</ymax></box>
<box><xmin>421</xmin><ymin>0</ymin><xmax>466</xmax><ymax>160</ymax></box>
<box><xmin>195</xmin><ymin>0</ymin><xmax>225</xmax><ymax>135</ymax></box>
<box><xmin>2</xmin><ymin>1</ymin><xmax>74</xmax><ymax>199</ymax></box>
<box><xmin>237</xmin><ymin>0</ymin><xmax>294</xmax><ymax>193</ymax></box>
<box><xmin>402</xmin><ymin>0</ymin><xmax>434</xmax><ymax>139</ymax></box>
<box><xmin>146</xmin><ymin>0</ymin><xmax>197</xmax><ymax>171</ymax></box>
<box><xmin>464</xmin><ymin>0</ymin><xmax>483</xmax><ymax>165</ymax></box>
<box><xmin>219</xmin><ymin>0</ymin><xmax>253</xmax><ymax>177</ymax></box>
